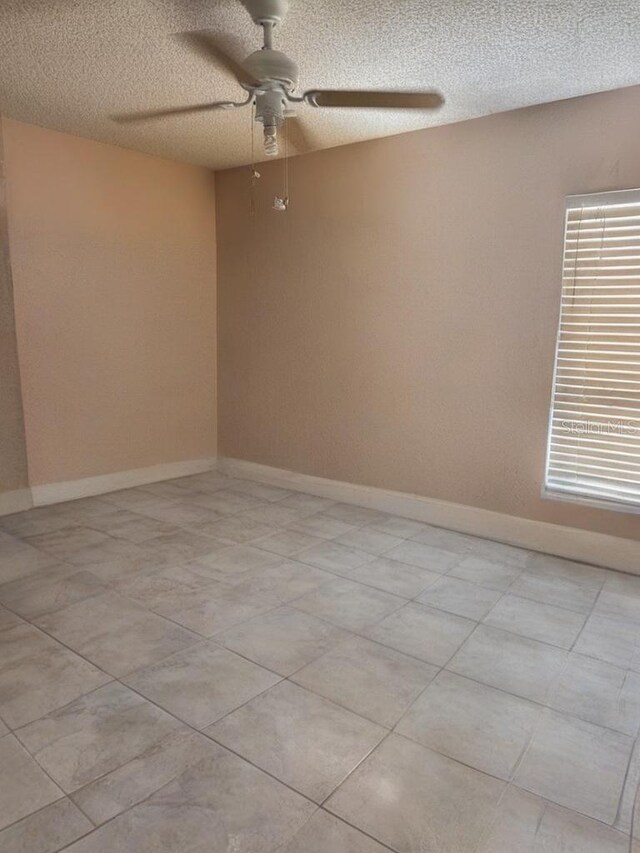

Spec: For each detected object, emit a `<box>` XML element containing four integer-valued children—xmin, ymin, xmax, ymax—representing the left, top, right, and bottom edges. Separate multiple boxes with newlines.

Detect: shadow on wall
<box><xmin>0</xmin><ymin>116</ymin><xmax>29</xmax><ymax>501</ymax></box>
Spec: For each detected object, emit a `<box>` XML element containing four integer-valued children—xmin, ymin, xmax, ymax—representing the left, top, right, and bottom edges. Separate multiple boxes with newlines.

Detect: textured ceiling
<box><xmin>0</xmin><ymin>1</ymin><xmax>639</xmax><ymax>171</ymax></box>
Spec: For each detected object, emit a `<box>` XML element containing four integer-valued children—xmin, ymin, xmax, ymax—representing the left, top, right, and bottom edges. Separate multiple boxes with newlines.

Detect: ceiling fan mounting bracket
<box><xmin>243</xmin><ymin>0</ymin><xmax>289</xmax><ymax>27</ymax></box>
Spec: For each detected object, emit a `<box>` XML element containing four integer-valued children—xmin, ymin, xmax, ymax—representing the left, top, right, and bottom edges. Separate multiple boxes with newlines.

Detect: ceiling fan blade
<box><xmin>175</xmin><ymin>30</ymin><xmax>259</xmax><ymax>87</ymax></box>
<box><xmin>111</xmin><ymin>99</ymin><xmax>249</xmax><ymax>124</ymax></box>
<box><xmin>304</xmin><ymin>90</ymin><xmax>444</xmax><ymax>110</ymax></box>
<box><xmin>285</xmin><ymin>116</ymin><xmax>314</xmax><ymax>154</ymax></box>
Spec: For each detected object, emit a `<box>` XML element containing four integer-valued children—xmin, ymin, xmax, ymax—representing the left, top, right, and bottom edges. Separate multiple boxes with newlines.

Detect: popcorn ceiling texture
<box><xmin>0</xmin><ymin>0</ymin><xmax>639</xmax><ymax>170</ymax></box>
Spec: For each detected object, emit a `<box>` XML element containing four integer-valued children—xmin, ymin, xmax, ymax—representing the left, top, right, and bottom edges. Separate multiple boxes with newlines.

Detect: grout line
<box><xmin>315</xmin><ymin>807</ymin><xmax>398</xmax><ymax>852</ymax></box>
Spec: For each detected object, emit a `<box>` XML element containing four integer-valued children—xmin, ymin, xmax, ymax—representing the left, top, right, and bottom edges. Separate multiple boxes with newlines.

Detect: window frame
<box><xmin>542</xmin><ymin>187</ymin><xmax>640</xmax><ymax>515</ymax></box>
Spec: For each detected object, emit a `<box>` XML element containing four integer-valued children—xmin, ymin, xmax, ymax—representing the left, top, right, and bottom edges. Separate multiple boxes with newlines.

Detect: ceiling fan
<box><xmin>113</xmin><ymin>0</ymin><xmax>444</xmax><ymax>157</ymax></box>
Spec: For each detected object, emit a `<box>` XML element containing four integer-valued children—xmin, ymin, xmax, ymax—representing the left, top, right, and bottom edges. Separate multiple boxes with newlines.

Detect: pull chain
<box><xmin>249</xmin><ymin>100</ymin><xmax>260</xmax><ymax>217</ymax></box>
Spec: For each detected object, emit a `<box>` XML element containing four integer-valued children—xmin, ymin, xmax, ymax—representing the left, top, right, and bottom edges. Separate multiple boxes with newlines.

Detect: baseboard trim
<box><xmin>218</xmin><ymin>457</ymin><xmax>639</xmax><ymax>575</ymax></box>
<box><xmin>0</xmin><ymin>488</ymin><xmax>33</xmax><ymax>517</ymax></box>
<box><xmin>31</xmin><ymin>457</ymin><xmax>217</xmax><ymax>507</ymax></box>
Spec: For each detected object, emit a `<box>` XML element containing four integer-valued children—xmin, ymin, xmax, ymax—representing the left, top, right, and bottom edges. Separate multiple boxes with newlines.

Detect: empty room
<box><xmin>1</xmin><ymin>1</ymin><xmax>639</xmax><ymax>851</ymax></box>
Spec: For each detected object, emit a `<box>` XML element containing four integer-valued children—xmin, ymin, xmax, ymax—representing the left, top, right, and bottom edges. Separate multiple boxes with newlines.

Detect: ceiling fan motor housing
<box><xmin>243</xmin><ymin>49</ymin><xmax>298</xmax><ymax>90</ymax></box>
<box><xmin>243</xmin><ymin>0</ymin><xmax>289</xmax><ymax>26</ymax></box>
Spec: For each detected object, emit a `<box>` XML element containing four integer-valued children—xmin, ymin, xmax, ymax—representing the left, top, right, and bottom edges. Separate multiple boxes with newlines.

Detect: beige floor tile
<box><xmin>449</xmin><ymin>555</ymin><xmax>522</xmax><ymax>591</ymax></box>
<box><xmin>206</xmin><ymin>680</ymin><xmax>385</xmax><ymax>802</ymax></box>
<box><xmin>192</xmin><ymin>515</ymin><xmax>275</xmax><ymax>544</ymax></box>
<box><xmin>0</xmin><ymin>735</ymin><xmax>63</xmax><ymax>830</ymax></box>
<box><xmin>477</xmin><ymin>786</ymin><xmax>629</xmax><ymax>852</ymax></box>
<box><xmin>217</xmin><ymin>605</ymin><xmax>350</xmax><ymax>676</ymax></box>
<box><xmin>228</xmin><ymin>480</ymin><xmax>294</xmax><ymax>502</ymax></box>
<box><xmin>0</xmin><ymin>797</ymin><xmax>93</xmax><ymax>853</ymax></box>
<box><xmin>71</xmin><ymin>729</ymin><xmax>210</xmax><ymax>825</ymax></box>
<box><xmin>137</xmin><ymin>500</ymin><xmax>226</xmax><ymax>529</ymax></box>
<box><xmin>368</xmin><ymin>515</ymin><xmax>432</xmax><ymax>539</ymax></box>
<box><xmin>64</xmin><ymin>742</ymin><xmax>315</xmax><ymax>853</ymax></box>
<box><xmin>239</xmin><ymin>503</ymin><xmax>308</xmax><ymax>526</ymax></box>
<box><xmin>34</xmin><ymin>592</ymin><xmax>199</xmax><ymax>677</ymax></box>
<box><xmin>396</xmin><ymin>671</ymin><xmax>541</xmax><ymax>779</ymax></box>
<box><xmin>278</xmin><ymin>810</ymin><xmax>390</xmax><ymax>853</ymax></box>
<box><xmin>293</xmin><ymin>578</ymin><xmax>404</xmax><ymax>632</ymax></box>
<box><xmin>0</xmin><ymin>505</ymin><xmax>78</xmax><ymax>539</ymax></box>
<box><xmin>326</xmin><ymin>733</ymin><xmax>506</xmax><ymax>853</ymax></box>
<box><xmin>23</xmin><ymin>524</ymin><xmax>156</xmax><ymax>570</ymax></box>
<box><xmin>594</xmin><ymin>589</ymin><xmax>640</xmax><ymax>626</ymax></box>
<box><xmin>0</xmin><ymin>570</ymin><xmax>107</xmax><ymax>619</ymax></box>
<box><xmin>298</xmin><ymin>541</ymin><xmax>375</xmax><ymax>573</ymax></box>
<box><xmin>16</xmin><ymin>682</ymin><xmax>185</xmax><ymax>793</ymax></box>
<box><xmin>288</xmin><ymin>514</ymin><xmax>359</xmax><ymax>540</ymax></box>
<box><xmin>117</xmin><ymin>565</ymin><xmax>279</xmax><ymax>637</ymax></box>
<box><xmin>447</xmin><ymin>625</ymin><xmax>567</xmax><ymax>702</ymax></box>
<box><xmin>514</xmin><ymin>709</ymin><xmax>633</xmax><ymax>823</ymax></box>
<box><xmin>0</xmin><ymin>535</ymin><xmax>60</xmax><ymax>584</ymax></box>
<box><xmin>365</xmin><ymin>602</ymin><xmax>475</xmax><ymax>665</ymax></box>
<box><xmin>137</xmin><ymin>480</ymin><xmax>207</xmax><ymax>500</ymax></box>
<box><xmin>80</xmin><ymin>548</ymin><xmax>172</xmax><ymax>584</ymax></box>
<box><xmin>574</xmin><ymin>612</ymin><xmax>640</xmax><ymax>671</ymax></box>
<box><xmin>141</xmin><ymin>529</ymin><xmax>225</xmax><ymax>562</ymax></box>
<box><xmin>417</xmin><ymin>575</ymin><xmax>502</xmax><ymax>620</ymax></box>
<box><xmin>252</xmin><ymin>529</ymin><xmax>325</xmax><ymax>557</ymax></box>
<box><xmin>616</xmin><ymin>734</ymin><xmax>640</xmax><ymax>836</ymax></box>
<box><xmin>23</xmin><ymin>526</ymin><xmax>112</xmax><ymax>560</ymax></box>
<box><xmin>410</xmin><ymin>526</ymin><xmax>479</xmax><ymax>556</ymax></box>
<box><xmin>510</xmin><ymin>572</ymin><xmax>599</xmax><ymax>614</ymax></box>
<box><xmin>0</xmin><ymin>603</ymin><xmax>24</xmax><ymax>632</ymax></box>
<box><xmin>484</xmin><ymin>594</ymin><xmax>586</xmax><ymax>649</ymax></box>
<box><xmin>93</xmin><ymin>512</ymin><xmax>181</xmax><ymax>543</ymax></box>
<box><xmin>162</xmin><ymin>472</ymin><xmax>231</xmax><ymax>493</ymax></box>
<box><xmin>190</xmin><ymin>543</ymin><xmax>280</xmax><ymax>582</ymax></box>
<box><xmin>292</xmin><ymin>635</ymin><xmax>438</xmax><ymax>727</ymax></box>
<box><xmin>321</xmin><ymin>504</ymin><xmax>389</xmax><ymax>527</ymax></box>
<box><xmin>603</xmin><ymin>572</ymin><xmax>640</xmax><ymax>597</ymax></box>
<box><xmin>278</xmin><ymin>493</ymin><xmax>336</xmax><ymax>514</ymax></box>
<box><xmin>179</xmin><ymin>489</ymin><xmax>264</xmax><ymax>516</ymax></box>
<box><xmin>227</xmin><ymin>560</ymin><xmax>335</xmax><ymax>602</ymax></box>
<box><xmin>383</xmin><ymin>540</ymin><xmax>461</xmax><ymax>572</ymax></box>
<box><xmin>0</xmin><ymin>623</ymin><xmax>110</xmax><ymax>728</ymax></box>
<box><xmin>335</xmin><ymin>527</ymin><xmax>405</xmax><ymax>556</ymax></box>
<box><xmin>546</xmin><ymin>653</ymin><xmax>640</xmax><ymax>735</ymax></box>
<box><xmin>335</xmin><ymin>556</ymin><xmax>441</xmax><ymax>599</ymax></box>
<box><xmin>527</xmin><ymin>553</ymin><xmax>610</xmax><ymax>586</ymax></box>
<box><xmin>98</xmin><ymin>487</ymin><xmax>183</xmax><ymax>510</ymax></box>
<box><xmin>471</xmin><ymin>539</ymin><xmax>532</xmax><ymax>567</ymax></box>
<box><xmin>124</xmin><ymin>642</ymin><xmax>280</xmax><ymax>728</ymax></box>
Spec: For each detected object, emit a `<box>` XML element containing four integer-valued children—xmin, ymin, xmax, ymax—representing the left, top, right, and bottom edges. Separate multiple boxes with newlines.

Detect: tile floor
<box><xmin>0</xmin><ymin>470</ymin><xmax>638</xmax><ymax>851</ymax></box>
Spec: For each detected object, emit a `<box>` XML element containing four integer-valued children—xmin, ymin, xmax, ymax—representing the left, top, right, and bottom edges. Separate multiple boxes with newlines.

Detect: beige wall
<box><xmin>216</xmin><ymin>85</ymin><xmax>640</xmax><ymax>541</ymax></box>
<box><xmin>4</xmin><ymin>119</ymin><xmax>217</xmax><ymax>486</ymax></box>
<box><xmin>0</xmin><ymin>118</ymin><xmax>29</xmax><ymax>495</ymax></box>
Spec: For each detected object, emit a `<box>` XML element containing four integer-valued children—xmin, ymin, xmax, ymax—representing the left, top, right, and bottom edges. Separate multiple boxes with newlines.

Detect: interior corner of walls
<box><xmin>0</xmin><ymin>114</ymin><xmax>32</xmax><ymax>509</ymax></box>
<box><xmin>217</xmin><ymin>457</ymin><xmax>640</xmax><ymax>576</ymax></box>
<box><xmin>31</xmin><ymin>457</ymin><xmax>217</xmax><ymax>506</ymax></box>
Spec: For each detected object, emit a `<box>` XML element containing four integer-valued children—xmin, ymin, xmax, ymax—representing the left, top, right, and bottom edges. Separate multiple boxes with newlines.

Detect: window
<box><xmin>544</xmin><ymin>189</ymin><xmax>640</xmax><ymax>511</ymax></box>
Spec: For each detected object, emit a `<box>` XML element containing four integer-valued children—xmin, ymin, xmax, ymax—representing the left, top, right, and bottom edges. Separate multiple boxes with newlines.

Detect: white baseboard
<box><xmin>31</xmin><ymin>457</ymin><xmax>217</xmax><ymax>507</ymax></box>
<box><xmin>0</xmin><ymin>488</ymin><xmax>33</xmax><ymax>517</ymax></box>
<box><xmin>218</xmin><ymin>457</ymin><xmax>640</xmax><ymax>575</ymax></box>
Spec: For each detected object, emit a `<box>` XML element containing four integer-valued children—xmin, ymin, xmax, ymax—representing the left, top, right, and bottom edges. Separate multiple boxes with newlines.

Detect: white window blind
<box><xmin>545</xmin><ymin>189</ymin><xmax>640</xmax><ymax>511</ymax></box>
